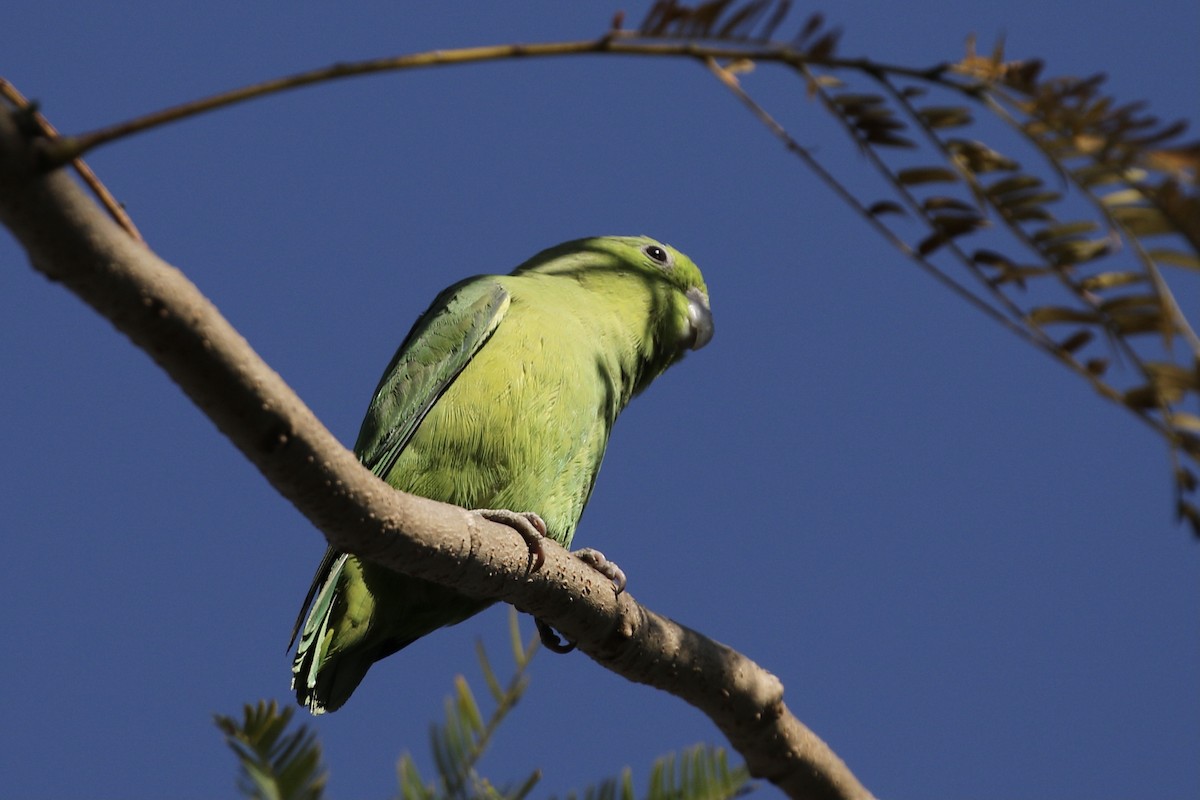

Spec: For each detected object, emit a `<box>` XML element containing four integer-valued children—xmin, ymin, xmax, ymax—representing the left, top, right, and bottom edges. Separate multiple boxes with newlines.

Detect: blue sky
<box><xmin>2</xmin><ymin>2</ymin><xmax>1197</xmax><ymax>798</ymax></box>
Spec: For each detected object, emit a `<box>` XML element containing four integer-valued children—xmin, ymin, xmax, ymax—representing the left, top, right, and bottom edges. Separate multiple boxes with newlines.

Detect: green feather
<box><xmin>290</xmin><ymin>235</ymin><xmax>712</xmax><ymax>713</ymax></box>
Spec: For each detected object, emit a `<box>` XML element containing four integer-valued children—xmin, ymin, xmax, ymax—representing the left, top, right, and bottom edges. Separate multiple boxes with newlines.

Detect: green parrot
<box><xmin>289</xmin><ymin>235</ymin><xmax>713</xmax><ymax>714</ymax></box>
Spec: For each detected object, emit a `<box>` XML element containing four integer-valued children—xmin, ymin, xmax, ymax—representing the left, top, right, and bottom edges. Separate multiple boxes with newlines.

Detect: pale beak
<box><xmin>686</xmin><ymin>287</ymin><xmax>714</xmax><ymax>350</ymax></box>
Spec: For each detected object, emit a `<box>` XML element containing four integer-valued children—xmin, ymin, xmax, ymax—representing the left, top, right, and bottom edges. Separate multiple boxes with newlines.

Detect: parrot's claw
<box><xmin>473</xmin><ymin>509</ymin><xmax>548</xmax><ymax>573</ymax></box>
<box><xmin>574</xmin><ymin>547</ymin><xmax>626</xmax><ymax>595</ymax></box>
<box><xmin>535</xmin><ymin>618</ymin><xmax>576</xmax><ymax>654</ymax></box>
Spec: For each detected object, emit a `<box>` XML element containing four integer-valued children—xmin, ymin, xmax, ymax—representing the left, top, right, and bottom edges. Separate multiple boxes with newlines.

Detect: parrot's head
<box><xmin>514</xmin><ymin>235</ymin><xmax>713</xmax><ymax>358</ymax></box>
<box><xmin>622</xmin><ymin>235</ymin><xmax>713</xmax><ymax>354</ymax></box>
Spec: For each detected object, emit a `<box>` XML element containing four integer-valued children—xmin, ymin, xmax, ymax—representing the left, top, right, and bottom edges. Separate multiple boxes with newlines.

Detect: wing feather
<box><xmin>288</xmin><ymin>278</ymin><xmax>510</xmax><ymax>654</ymax></box>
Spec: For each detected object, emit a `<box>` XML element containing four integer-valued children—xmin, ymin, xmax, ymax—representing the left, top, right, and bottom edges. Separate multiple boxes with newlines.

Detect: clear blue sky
<box><xmin>2</xmin><ymin>3</ymin><xmax>1197</xmax><ymax>798</ymax></box>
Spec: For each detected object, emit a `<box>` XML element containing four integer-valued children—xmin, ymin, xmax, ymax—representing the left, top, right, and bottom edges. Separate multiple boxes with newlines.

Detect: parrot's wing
<box><xmin>356</xmin><ymin>278</ymin><xmax>511</xmax><ymax>480</ymax></box>
<box><xmin>287</xmin><ymin>278</ymin><xmax>510</xmax><ymax>653</ymax></box>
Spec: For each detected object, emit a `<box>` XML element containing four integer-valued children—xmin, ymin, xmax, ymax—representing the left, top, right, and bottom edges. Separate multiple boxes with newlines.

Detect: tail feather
<box><xmin>291</xmin><ymin>552</ymin><xmax>362</xmax><ymax>715</ymax></box>
<box><xmin>289</xmin><ymin>552</ymin><xmax>494</xmax><ymax>714</ymax></box>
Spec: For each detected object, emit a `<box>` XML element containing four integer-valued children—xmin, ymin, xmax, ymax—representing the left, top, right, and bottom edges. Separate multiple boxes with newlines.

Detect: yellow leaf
<box><xmin>1147</xmin><ymin>248</ymin><xmax>1200</xmax><ymax>271</ymax></box>
<box><xmin>1027</xmin><ymin>306</ymin><xmax>1100</xmax><ymax>325</ymax></box>
<box><xmin>1168</xmin><ymin>412</ymin><xmax>1200</xmax><ymax>434</ymax></box>
<box><xmin>1100</xmin><ymin>188</ymin><xmax>1148</xmax><ymax>207</ymax></box>
<box><xmin>1078</xmin><ymin>271</ymin><xmax>1145</xmax><ymax>292</ymax></box>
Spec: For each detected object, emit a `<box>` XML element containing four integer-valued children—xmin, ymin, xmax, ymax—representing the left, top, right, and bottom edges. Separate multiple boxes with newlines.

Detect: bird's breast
<box><xmin>389</xmin><ymin>301</ymin><xmax>613</xmax><ymax>546</ymax></box>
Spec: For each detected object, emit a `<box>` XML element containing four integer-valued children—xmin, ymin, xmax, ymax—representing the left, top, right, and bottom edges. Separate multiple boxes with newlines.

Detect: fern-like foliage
<box><xmin>554</xmin><ymin>744</ymin><xmax>751</xmax><ymax>800</ymax></box>
<box><xmin>637</xmin><ymin>0</ymin><xmax>1200</xmax><ymax>535</ymax></box>
<box><xmin>215</xmin><ymin>700</ymin><xmax>328</xmax><ymax>800</ymax></box>
<box><xmin>396</xmin><ymin>610</ymin><xmax>542</xmax><ymax>800</ymax></box>
<box><xmin>646</xmin><ymin>744</ymin><xmax>751</xmax><ymax>800</ymax></box>
<box><xmin>218</xmin><ymin>610</ymin><xmax>751</xmax><ymax>800</ymax></box>
<box><xmin>394</xmin><ymin>610</ymin><xmax>755</xmax><ymax>800</ymax></box>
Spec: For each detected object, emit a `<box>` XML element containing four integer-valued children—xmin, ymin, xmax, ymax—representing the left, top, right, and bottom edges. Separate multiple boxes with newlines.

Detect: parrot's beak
<box><xmin>685</xmin><ymin>287</ymin><xmax>714</xmax><ymax>350</ymax></box>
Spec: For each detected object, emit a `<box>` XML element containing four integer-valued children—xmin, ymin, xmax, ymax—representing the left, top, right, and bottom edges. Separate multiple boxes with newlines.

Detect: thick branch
<box><xmin>0</xmin><ymin>108</ymin><xmax>872</xmax><ymax>800</ymax></box>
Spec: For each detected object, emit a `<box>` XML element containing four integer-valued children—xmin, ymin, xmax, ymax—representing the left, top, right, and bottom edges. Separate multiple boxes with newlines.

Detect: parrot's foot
<box><xmin>535</xmin><ymin>618</ymin><xmax>576</xmax><ymax>654</ymax></box>
<box><xmin>472</xmin><ymin>509</ymin><xmax>548</xmax><ymax>573</ymax></box>
<box><xmin>574</xmin><ymin>547</ymin><xmax>626</xmax><ymax>595</ymax></box>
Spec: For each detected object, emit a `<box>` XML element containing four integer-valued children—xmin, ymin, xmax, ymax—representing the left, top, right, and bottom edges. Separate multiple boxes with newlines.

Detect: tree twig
<box><xmin>30</xmin><ymin>35</ymin><xmax>960</xmax><ymax>168</ymax></box>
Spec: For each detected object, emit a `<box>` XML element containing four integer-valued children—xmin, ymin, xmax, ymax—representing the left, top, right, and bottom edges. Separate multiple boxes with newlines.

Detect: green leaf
<box><xmin>455</xmin><ymin>676</ymin><xmax>485</xmax><ymax>734</ymax></box>
<box><xmin>215</xmin><ymin>701</ymin><xmax>327</xmax><ymax>800</ymax></box>
<box><xmin>398</xmin><ymin>754</ymin><xmax>435</xmax><ymax>800</ymax></box>
<box><xmin>475</xmin><ymin>641</ymin><xmax>505</xmax><ymax>704</ymax></box>
<box><xmin>509</xmin><ymin>769</ymin><xmax>543</xmax><ymax>800</ymax></box>
<box><xmin>554</xmin><ymin>745</ymin><xmax>749</xmax><ymax>800</ymax></box>
<box><xmin>508</xmin><ymin>602</ymin><xmax>528</xmax><ymax>668</ymax></box>
<box><xmin>418</xmin><ymin>609</ymin><xmax>544</xmax><ymax>800</ymax></box>
<box><xmin>645</xmin><ymin>744</ymin><xmax>752</xmax><ymax>800</ymax></box>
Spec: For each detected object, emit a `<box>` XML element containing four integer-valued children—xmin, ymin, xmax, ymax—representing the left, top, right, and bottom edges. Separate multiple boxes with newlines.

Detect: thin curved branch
<box><xmin>33</xmin><ymin>34</ymin><xmax>952</xmax><ymax>167</ymax></box>
<box><xmin>0</xmin><ymin>108</ymin><xmax>872</xmax><ymax>800</ymax></box>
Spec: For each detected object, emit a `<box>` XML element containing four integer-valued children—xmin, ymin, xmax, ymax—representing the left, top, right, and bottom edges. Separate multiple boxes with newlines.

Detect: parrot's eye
<box><xmin>643</xmin><ymin>244</ymin><xmax>673</xmax><ymax>268</ymax></box>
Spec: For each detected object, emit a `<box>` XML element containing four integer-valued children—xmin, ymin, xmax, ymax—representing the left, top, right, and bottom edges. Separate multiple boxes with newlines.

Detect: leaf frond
<box><xmin>402</xmin><ymin>608</ymin><xmax>542</xmax><ymax>800</ymax></box>
<box><xmin>215</xmin><ymin>701</ymin><xmax>327</xmax><ymax>800</ymax></box>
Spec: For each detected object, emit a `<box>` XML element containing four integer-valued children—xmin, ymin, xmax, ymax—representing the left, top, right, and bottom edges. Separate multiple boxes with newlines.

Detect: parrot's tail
<box><xmin>289</xmin><ymin>552</ymin><xmax>494</xmax><ymax>713</ymax></box>
<box><xmin>289</xmin><ymin>552</ymin><xmax>415</xmax><ymax>715</ymax></box>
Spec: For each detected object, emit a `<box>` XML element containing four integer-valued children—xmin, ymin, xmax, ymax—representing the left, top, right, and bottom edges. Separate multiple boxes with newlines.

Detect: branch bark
<box><xmin>0</xmin><ymin>107</ymin><xmax>873</xmax><ymax>800</ymax></box>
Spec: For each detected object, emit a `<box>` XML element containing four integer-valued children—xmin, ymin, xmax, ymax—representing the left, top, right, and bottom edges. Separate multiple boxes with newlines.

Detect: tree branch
<box><xmin>33</xmin><ymin>36</ymin><xmax>950</xmax><ymax>167</ymax></box>
<box><xmin>0</xmin><ymin>107</ymin><xmax>873</xmax><ymax>800</ymax></box>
